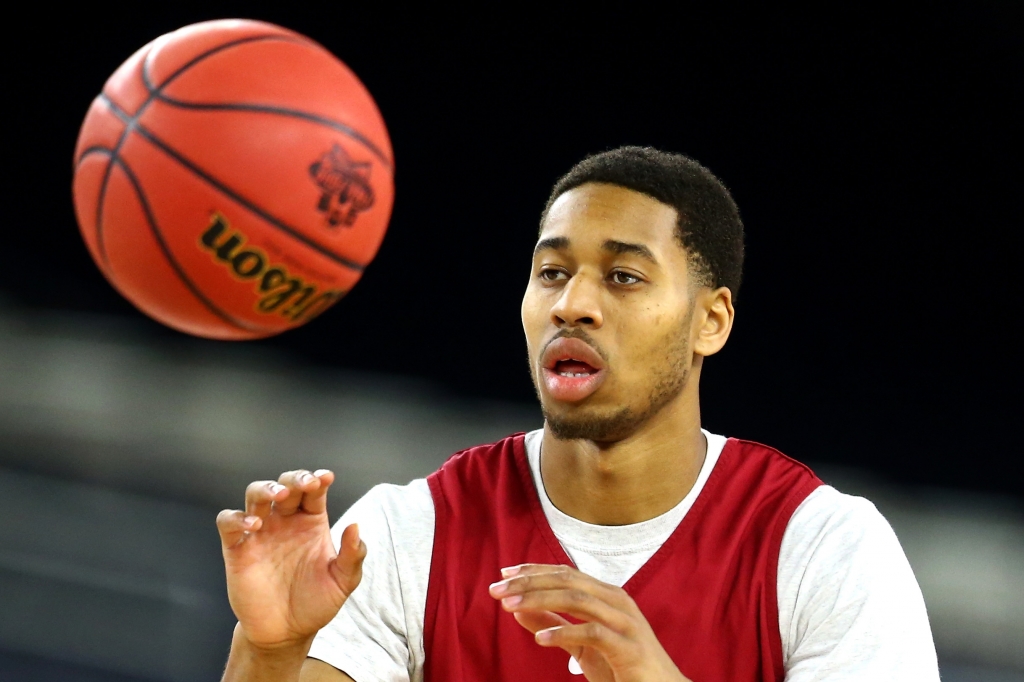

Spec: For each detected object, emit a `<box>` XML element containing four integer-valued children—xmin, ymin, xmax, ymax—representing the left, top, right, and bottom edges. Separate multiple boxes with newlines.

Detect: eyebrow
<box><xmin>602</xmin><ymin>240</ymin><xmax>658</xmax><ymax>264</ymax></box>
<box><xmin>533</xmin><ymin>237</ymin><xmax>658</xmax><ymax>264</ymax></box>
<box><xmin>533</xmin><ymin>236</ymin><xmax>569</xmax><ymax>257</ymax></box>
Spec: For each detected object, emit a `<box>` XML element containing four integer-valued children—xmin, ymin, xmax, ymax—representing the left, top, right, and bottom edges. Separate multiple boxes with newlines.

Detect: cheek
<box><xmin>521</xmin><ymin>286</ymin><xmax>544</xmax><ymax>352</ymax></box>
<box><xmin>614</xmin><ymin>307</ymin><xmax>685</xmax><ymax>370</ymax></box>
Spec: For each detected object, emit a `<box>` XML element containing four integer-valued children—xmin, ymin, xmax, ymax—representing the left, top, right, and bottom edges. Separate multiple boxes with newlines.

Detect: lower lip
<box><xmin>542</xmin><ymin>368</ymin><xmax>606</xmax><ymax>402</ymax></box>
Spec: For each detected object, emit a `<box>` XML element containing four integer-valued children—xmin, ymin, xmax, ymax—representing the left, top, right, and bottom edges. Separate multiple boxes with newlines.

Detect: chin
<box><xmin>539</xmin><ymin>370</ymin><xmax>689</xmax><ymax>443</ymax></box>
<box><xmin>542</xmin><ymin>404</ymin><xmax>642</xmax><ymax>443</ymax></box>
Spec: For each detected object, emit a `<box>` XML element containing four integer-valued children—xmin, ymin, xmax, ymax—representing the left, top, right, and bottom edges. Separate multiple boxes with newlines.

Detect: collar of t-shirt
<box><xmin>523</xmin><ymin>428</ymin><xmax>728</xmax><ymax>586</ymax></box>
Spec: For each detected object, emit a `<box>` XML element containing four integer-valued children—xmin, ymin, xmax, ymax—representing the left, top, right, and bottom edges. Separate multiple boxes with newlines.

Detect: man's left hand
<box><xmin>488</xmin><ymin>564</ymin><xmax>692</xmax><ymax>682</ymax></box>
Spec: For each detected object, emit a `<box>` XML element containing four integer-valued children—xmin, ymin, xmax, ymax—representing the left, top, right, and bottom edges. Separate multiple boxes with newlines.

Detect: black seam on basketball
<box><xmin>92</xmin><ymin>94</ymin><xmax>135</xmax><ymax>269</ymax></box>
<box><xmin>141</xmin><ymin>34</ymin><xmax>312</xmax><ymax>95</ymax></box>
<box><xmin>75</xmin><ymin>145</ymin><xmax>116</xmax><ymax>167</ymax></box>
<box><xmin>152</xmin><ymin>95</ymin><xmax>393</xmax><ymax>171</ymax></box>
<box><xmin>99</xmin><ymin>93</ymin><xmax>130</xmax><ymax>122</ymax></box>
<box><xmin>110</xmin><ymin>156</ymin><xmax>275</xmax><ymax>334</ymax></box>
<box><xmin>76</xmin><ymin>145</ymin><xmax>116</xmax><ymax>276</ymax></box>
<box><xmin>130</xmin><ymin>121</ymin><xmax>367</xmax><ymax>273</ymax></box>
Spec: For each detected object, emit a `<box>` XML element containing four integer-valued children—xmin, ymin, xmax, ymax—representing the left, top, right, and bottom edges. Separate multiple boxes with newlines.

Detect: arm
<box><xmin>302</xmin><ymin>659</ymin><xmax>356</xmax><ymax>682</ymax></box>
<box><xmin>222</xmin><ymin>626</ymin><xmax>355</xmax><ymax>682</ymax></box>
<box><xmin>216</xmin><ymin>469</ymin><xmax>365</xmax><ymax>682</ymax></box>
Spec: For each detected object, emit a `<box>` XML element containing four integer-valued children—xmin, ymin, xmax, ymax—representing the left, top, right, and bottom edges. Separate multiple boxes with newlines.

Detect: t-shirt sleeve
<box><xmin>308</xmin><ymin>483</ymin><xmax>428</xmax><ymax>682</ymax></box>
<box><xmin>778</xmin><ymin>486</ymin><xmax>940</xmax><ymax>682</ymax></box>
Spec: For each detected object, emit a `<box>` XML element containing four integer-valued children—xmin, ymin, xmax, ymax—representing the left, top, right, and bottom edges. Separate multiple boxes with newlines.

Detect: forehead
<box><xmin>540</xmin><ymin>183</ymin><xmax>679</xmax><ymax>247</ymax></box>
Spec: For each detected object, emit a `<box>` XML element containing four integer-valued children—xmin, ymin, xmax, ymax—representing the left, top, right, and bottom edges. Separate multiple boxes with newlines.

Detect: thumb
<box><xmin>329</xmin><ymin>523</ymin><xmax>367</xmax><ymax>596</ymax></box>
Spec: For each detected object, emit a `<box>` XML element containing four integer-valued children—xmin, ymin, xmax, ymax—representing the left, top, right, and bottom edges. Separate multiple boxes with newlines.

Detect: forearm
<box><xmin>222</xmin><ymin>623</ymin><xmax>313</xmax><ymax>682</ymax></box>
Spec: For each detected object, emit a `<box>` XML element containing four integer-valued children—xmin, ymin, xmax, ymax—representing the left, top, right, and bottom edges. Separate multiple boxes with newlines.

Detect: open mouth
<box><xmin>553</xmin><ymin>359</ymin><xmax>598</xmax><ymax>378</ymax></box>
<box><xmin>540</xmin><ymin>337</ymin><xmax>607</xmax><ymax>402</ymax></box>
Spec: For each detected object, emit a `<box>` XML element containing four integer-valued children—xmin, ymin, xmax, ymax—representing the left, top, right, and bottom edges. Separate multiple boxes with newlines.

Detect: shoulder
<box><xmin>783</xmin><ymin>485</ymin><xmax>899</xmax><ymax>565</ymax></box>
<box><xmin>788</xmin><ymin>484</ymin><xmax>885</xmax><ymax>529</ymax></box>
<box><xmin>705</xmin><ymin>439</ymin><xmax>821</xmax><ymax>520</ymax></box>
<box><xmin>435</xmin><ymin>433</ymin><xmax>523</xmax><ymax>468</ymax></box>
<box><xmin>718</xmin><ymin>438</ymin><xmax>822</xmax><ymax>496</ymax></box>
<box><xmin>780</xmin><ymin>485</ymin><xmax>913</xmax><ymax>602</ymax></box>
<box><xmin>330</xmin><ymin>479</ymin><xmax>434</xmax><ymax>550</ymax></box>
<box><xmin>727</xmin><ymin>438</ymin><xmax>820</xmax><ymax>481</ymax></box>
<box><xmin>429</xmin><ymin>433</ymin><xmax>526</xmax><ymax>496</ymax></box>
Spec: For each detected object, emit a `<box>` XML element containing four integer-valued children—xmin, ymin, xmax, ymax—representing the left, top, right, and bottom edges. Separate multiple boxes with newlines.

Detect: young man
<box><xmin>217</xmin><ymin>147</ymin><xmax>939</xmax><ymax>681</ymax></box>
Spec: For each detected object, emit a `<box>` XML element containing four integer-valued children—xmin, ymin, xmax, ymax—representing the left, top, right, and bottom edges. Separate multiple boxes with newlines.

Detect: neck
<box><xmin>540</xmin><ymin>384</ymin><xmax>707</xmax><ymax>525</ymax></box>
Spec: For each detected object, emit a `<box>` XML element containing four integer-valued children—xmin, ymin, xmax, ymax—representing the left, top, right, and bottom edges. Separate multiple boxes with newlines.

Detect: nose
<box><xmin>550</xmin><ymin>274</ymin><xmax>603</xmax><ymax>328</ymax></box>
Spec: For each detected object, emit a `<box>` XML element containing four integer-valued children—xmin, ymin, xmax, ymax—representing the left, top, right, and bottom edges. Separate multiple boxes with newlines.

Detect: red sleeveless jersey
<box><xmin>423</xmin><ymin>434</ymin><xmax>821</xmax><ymax>682</ymax></box>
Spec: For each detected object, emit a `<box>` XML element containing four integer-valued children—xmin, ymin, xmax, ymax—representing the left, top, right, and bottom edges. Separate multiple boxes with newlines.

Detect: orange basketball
<box><xmin>72</xmin><ymin>19</ymin><xmax>394</xmax><ymax>340</ymax></box>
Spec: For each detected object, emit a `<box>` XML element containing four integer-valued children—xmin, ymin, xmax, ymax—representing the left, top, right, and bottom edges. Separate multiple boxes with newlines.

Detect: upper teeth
<box><xmin>560</xmin><ymin>371</ymin><xmax>589</xmax><ymax>377</ymax></box>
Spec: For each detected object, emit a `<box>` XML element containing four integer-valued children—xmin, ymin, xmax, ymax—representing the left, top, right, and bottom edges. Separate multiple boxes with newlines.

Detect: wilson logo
<box><xmin>199</xmin><ymin>213</ymin><xmax>344</xmax><ymax>322</ymax></box>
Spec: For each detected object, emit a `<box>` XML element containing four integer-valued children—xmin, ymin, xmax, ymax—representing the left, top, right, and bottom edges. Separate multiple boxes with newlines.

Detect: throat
<box><xmin>539</xmin><ymin>426</ymin><xmax>708</xmax><ymax>525</ymax></box>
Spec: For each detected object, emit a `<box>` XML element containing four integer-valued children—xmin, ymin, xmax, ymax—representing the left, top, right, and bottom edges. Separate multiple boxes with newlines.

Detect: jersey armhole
<box><xmin>765</xmin><ymin>477</ymin><xmax>823</xmax><ymax>681</ymax></box>
<box><xmin>422</xmin><ymin>472</ymin><xmax>447</xmax><ymax>663</ymax></box>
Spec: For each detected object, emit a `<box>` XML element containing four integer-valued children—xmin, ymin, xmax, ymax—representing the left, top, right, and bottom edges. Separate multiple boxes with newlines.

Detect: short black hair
<box><xmin>542</xmin><ymin>146</ymin><xmax>744</xmax><ymax>299</ymax></box>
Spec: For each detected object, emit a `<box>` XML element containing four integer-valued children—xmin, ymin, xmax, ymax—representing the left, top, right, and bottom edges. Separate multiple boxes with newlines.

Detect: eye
<box><xmin>539</xmin><ymin>267</ymin><xmax>568</xmax><ymax>282</ymax></box>
<box><xmin>610</xmin><ymin>271</ymin><xmax>641</xmax><ymax>285</ymax></box>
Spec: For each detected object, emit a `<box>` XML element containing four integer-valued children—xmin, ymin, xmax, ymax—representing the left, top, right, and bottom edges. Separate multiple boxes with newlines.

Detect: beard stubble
<box><xmin>535</xmin><ymin>310</ymin><xmax>694</xmax><ymax>443</ymax></box>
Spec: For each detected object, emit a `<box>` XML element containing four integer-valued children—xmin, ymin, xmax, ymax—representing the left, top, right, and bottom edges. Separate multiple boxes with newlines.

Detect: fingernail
<box><xmin>501</xmin><ymin>595</ymin><xmax>522</xmax><ymax>608</ymax></box>
<box><xmin>300</xmin><ymin>474</ymin><xmax>315</xmax><ymax>484</ymax></box>
<box><xmin>501</xmin><ymin>566</ymin><xmax>521</xmax><ymax>578</ymax></box>
<box><xmin>536</xmin><ymin>627</ymin><xmax>558</xmax><ymax>643</ymax></box>
<box><xmin>271</xmin><ymin>484</ymin><xmax>286</xmax><ymax>494</ymax></box>
<box><xmin>243</xmin><ymin>516</ymin><xmax>258</xmax><ymax>528</ymax></box>
<box><xmin>313</xmin><ymin>469</ymin><xmax>330</xmax><ymax>477</ymax></box>
<box><xmin>489</xmin><ymin>580</ymin><xmax>508</xmax><ymax>595</ymax></box>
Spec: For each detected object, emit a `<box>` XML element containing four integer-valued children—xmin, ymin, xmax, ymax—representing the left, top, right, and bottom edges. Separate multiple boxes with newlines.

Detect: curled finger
<box><xmin>274</xmin><ymin>470</ymin><xmax>320</xmax><ymax>516</ymax></box>
<box><xmin>495</xmin><ymin>565</ymin><xmax>639</xmax><ymax>620</ymax></box>
<box><xmin>244</xmin><ymin>480</ymin><xmax>286</xmax><ymax>519</ymax></box>
<box><xmin>215</xmin><ymin>509</ymin><xmax>261</xmax><ymax>549</ymax></box>
<box><xmin>512</xmin><ymin>609</ymin><xmax>571</xmax><ymax>635</ymax></box>
<box><xmin>500</xmin><ymin>585</ymin><xmax>631</xmax><ymax>634</ymax></box>
<box><xmin>537</xmin><ymin>620</ymin><xmax>628</xmax><ymax>655</ymax></box>
<box><xmin>300</xmin><ymin>469</ymin><xmax>335</xmax><ymax>515</ymax></box>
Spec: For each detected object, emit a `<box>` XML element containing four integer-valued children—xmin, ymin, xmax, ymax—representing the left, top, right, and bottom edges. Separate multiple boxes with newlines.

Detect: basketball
<box><xmin>72</xmin><ymin>19</ymin><xmax>394</xmax><ymax>340</ymax></box>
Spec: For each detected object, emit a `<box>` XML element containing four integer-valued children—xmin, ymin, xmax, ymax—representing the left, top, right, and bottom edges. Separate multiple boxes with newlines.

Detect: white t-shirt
<box><xmin>309</xmin><ymin>430</ymin><xmax>939</xmax><ymax>681</ymax></box>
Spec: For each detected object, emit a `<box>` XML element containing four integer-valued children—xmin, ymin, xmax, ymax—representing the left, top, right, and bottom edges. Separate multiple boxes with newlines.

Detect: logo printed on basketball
<box><xmin>200</xmin><ymin>213</ymin><xmax>343</xmax><ymax>322</ymax></box>
<box><xmin>309</xmin><ymin>144</ymin><xmax>375</xmax><ymax>228</ymax></box>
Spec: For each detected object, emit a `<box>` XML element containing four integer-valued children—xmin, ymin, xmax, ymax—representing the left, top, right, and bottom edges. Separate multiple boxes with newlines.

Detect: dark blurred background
<box><xmin>1</xmin><ymin>4</ymin><xmax>1021</xmax><ymax>681</ymax></box>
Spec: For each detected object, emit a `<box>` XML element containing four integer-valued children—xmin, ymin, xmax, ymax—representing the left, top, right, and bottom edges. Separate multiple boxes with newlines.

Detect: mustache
<box><xmin>541</xmin><ymin>328</ymin><xmax>610</xmax><ymax>364</ymax></box>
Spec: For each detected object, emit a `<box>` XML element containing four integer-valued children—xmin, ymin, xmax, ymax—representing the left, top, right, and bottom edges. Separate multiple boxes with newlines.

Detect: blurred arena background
<box><xmin>2</xmin><ymin>4</ymin><xmax>1021</xmax><ymax>681</ymax></box>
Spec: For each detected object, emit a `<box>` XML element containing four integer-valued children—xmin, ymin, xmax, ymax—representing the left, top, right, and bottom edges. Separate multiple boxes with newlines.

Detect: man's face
<box><xmin>522</xmin><ymin>182</ymin><xmax>699</xmax><ymax>442</ymax></box>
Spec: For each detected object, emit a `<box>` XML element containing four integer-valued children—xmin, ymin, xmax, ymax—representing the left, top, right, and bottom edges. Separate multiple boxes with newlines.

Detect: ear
<box><xmin>692</xmin><ymin>287</ymin><xmax>735</xmax><ymax>357</ymax></box>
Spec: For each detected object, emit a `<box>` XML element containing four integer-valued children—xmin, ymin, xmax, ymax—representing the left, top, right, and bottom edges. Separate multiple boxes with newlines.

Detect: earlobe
<box><xmin>693</xmin><ymin>287</ymin><xmax>735</xmax><ymax>357</ymax></box>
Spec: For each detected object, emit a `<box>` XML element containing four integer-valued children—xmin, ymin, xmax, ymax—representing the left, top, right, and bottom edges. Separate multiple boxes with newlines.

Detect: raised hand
<box><xmin>489</xmin><ymin>564</ymin><xmax>692</xmax><ymax>682</ymax></box>
<box><xmin>217</xmin><ymin>469</ymin><xmax>366</xmax><ymax>652</ymax></box>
